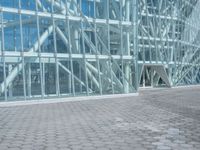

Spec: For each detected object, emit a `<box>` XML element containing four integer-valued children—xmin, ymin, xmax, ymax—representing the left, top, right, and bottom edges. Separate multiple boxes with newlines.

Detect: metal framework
<box><xmin>0</xmin><ymin>0</ymin><xmax>200</xmax><ymax>101</ymax></box>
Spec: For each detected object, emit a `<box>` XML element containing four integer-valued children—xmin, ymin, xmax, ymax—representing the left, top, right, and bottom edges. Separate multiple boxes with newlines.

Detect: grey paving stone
<box><xmin>0</xmin><ymin>87</ymin><xmax>200</xmax><ymax>149</ymax></box>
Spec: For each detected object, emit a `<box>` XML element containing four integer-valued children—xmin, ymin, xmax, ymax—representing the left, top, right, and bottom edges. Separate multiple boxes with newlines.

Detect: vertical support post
<box><xmin>94</xmin><ymin>0</ymin><xmax>102</xmax><ymax>95</ymax></box>
<box><xmin>42</xmin><ymin>63</ymin><xmax>45</xmax><ymax>96</ymax></box>
<box><xmin>107</xmin><ymin>0</ymin><xmax>114</xmax><ymax>94</ymax></box>
<box><xmin>132</xmin><ymin>0</ymin><xmax>139</xmax><ymax>91</ymax></box>
<box><xmin>150</xmin><ymin>68</ymin><xmax>154</xmax><ymax>87</ymax></box>
<box><xmin>19</xmin><ymin>0</ymin><xmax>27</xmax><ymax>100</ymax></box>
<box><xmin>80</xmin><ymin>1</ymin><xmax>89</xmax><ymax>96</ymax></box>
<box><xmin>27</xmin><ymin>63</ymin><xmax>31</xmax><ymax>97</ymax></box>
<box><xmin>8</xmin><ymin>65</ymin><xmax>13</xmax><ymax>98</ymax></box>
<box><xmin>35</xmin><ymin>0</ymin><xmax>45</xmax><ymax>99</ymax></box>
<box><xmin>143</xmin><ymin>68</ymin><xmax>145</xmax><ymax>87</ymax></box>
<box><xmin>124</xmin><ymin>0</ymin><xmax>130</xmax><ymax>93</ymax></box>
<box><xmin>51</xmin><ymin>0</ymin><xmax>60</xmax><ymax>97</ymax></box>
<box><xmin>171</xmin><ymin>4</ymin><xmax>178</xmax><ymax>86</ymax></box>
<box><xmin>68</xmin><ymin>62</ymin><xmax>71</xmax><ymax>94</ymax></box>
<box><xmin>119</xmin><ymin>0</ymin><xmax>125</xmax><ymax>93</ymax></box>
<box><xmin>65</xmin><ymin>0</ymin><xmax>75</xmax><ymax>96</ymax></box>
<box><xmin>1</xmin><ymin>11</ymin><xmax>7</xmax><ymax>101</ymax></box>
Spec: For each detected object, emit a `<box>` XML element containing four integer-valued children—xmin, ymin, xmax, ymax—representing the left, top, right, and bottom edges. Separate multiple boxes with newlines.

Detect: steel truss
<box><xmin>0</xmin><ymin>0</ymin><xmax>200</xmax><ymax>101</ymax></box>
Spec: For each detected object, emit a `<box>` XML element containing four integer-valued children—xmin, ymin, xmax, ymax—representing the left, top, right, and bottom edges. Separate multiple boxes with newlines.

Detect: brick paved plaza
<box><xmin>0</xmin><ymin>86</ymin><xmax>200</xmax><ymax>150</ymax></box>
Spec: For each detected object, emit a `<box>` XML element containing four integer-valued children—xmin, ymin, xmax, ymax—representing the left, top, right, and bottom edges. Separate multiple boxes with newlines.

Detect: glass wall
<box><xmin>0</xmin><ymin>0</ymin><xmax>200</xmax><ymax>101</ymax></box>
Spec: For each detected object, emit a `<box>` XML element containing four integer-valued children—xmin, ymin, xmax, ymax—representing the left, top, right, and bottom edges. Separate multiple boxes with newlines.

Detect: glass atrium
<box><xmin>0</xmin><ymin>0</ymin><xmax>200</xmax><ymax>101</ymax></box>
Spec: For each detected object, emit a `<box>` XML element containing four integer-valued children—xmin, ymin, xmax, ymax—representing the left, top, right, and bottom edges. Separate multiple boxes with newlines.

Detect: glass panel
<box><xmin>3</xmin><ymin>13</ymin><xmax>21</xmax><ymax>52</ymax></box>
<box><xmin>1</xmin><ymin>0</ymin><xmax>19</xmax><ymax>9</ymax></box>
<box><xmin>45</xmin><ymin>63</ymin><xmax>56</xmax><ymax>96</ymax></box>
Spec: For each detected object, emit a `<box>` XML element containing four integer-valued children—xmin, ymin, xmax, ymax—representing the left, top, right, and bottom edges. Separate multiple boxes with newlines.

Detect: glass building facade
<box><xmin>0</xmin><ymin>0</ymin><xmax>200</xmax><ymax>101</ymax></box>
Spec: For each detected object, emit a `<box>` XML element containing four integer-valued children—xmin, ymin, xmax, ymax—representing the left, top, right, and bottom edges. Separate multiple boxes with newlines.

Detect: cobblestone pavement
<box><xmin>0</xmin><ymin>87</ymin><xmax>200</xmax><ymax>150</ymax></box>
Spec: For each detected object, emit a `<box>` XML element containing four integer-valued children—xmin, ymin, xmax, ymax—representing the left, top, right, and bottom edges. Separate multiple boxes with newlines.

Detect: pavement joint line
<box><xmin>0</xmin><ymin>93</ymin><xmax>139</xmax><ymax>107</ymax></box>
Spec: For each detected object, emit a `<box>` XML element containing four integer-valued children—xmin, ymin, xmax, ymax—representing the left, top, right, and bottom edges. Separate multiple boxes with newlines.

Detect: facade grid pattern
<box><xmin>0</xmin><ymin>0</ymin><xmax>200</xmax><ymax>101</ymax></box>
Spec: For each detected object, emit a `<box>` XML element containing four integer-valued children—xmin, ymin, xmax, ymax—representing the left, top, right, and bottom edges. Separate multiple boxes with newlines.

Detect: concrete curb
<box><xmin>172</xmin><ymin>84</ymin><xmax>200</xmax><ymax>89</ymax></box>
<box><xmin>0</xmin><ymin>93</ymin><xmax>139</xmax><ymax>107</ymax></box>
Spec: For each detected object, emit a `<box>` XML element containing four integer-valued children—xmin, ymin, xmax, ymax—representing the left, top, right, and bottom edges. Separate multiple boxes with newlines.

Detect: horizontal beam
<box><xmin>0</xmin><ymin>51</ymin><xmax>133</xmax><ymax>61</ymax></box>
<box><xmin>0</xmin><ymin>7</ymin><xmax>132</xmax><ymax>26</ymax></box>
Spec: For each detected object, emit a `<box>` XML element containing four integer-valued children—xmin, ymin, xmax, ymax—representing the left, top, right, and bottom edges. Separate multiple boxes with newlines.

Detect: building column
<box><xmin>124</xmin><ymin>0</ymin><xmax>130</xmax><ymax>93</ymax></box>
<box><xmin>8</xmin><ymin>65</ymin><xmax>13</xmax><ymax>98</ymax></box>
<box><xmin>27</xmin><ymin>63</ymin><xmax>31</xmax><ymax>98</ymax></box>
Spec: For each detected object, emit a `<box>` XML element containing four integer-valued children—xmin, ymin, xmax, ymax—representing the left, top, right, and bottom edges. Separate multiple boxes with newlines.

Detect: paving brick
<box><xmin>0</xmin><ymin>87</ymin><xmax>200</xmax><ymax>149</ymax></box>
